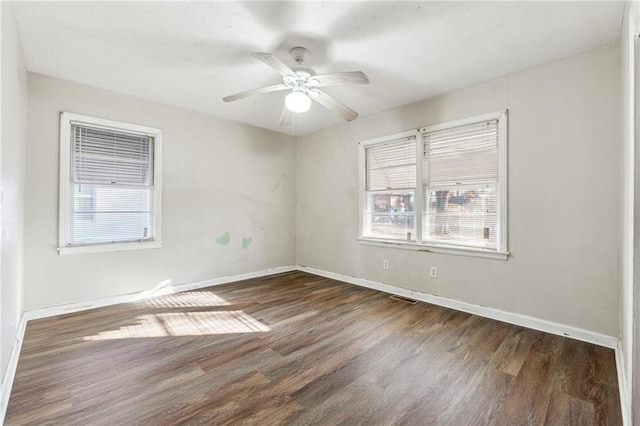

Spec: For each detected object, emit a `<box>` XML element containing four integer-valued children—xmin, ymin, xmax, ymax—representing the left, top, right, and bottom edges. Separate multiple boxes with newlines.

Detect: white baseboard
<box><xmin>615</xmin><ymin>345</ymin><xmax>632</xmax><ymax>425</ymax></box>
<box><xmin>297</xmin><ymin>265</ymin><xmax>620</xmax><ymax>349</ymax></box>
<box><xmin>23</xmin><ymin>265</ymin><xmax>297</xmax><ymax>321</ymax></box>
<box><xmin>0</xmin><ymin>315</ymin><xmax>27</xmax><ymax>423</ymax></box>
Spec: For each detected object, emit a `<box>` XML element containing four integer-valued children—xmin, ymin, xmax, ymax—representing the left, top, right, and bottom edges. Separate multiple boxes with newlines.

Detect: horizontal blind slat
<box><xmin>366</xmin><ymin>138</ymin><xmax>416</xmax><ymax>190</ymax></box>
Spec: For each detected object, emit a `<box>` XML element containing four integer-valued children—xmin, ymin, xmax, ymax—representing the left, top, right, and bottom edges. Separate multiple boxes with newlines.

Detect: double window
<box><xmin>59</xmin><ymin>113</ymin><xmax>162</xmax><ymax>254</ymax></box>
<box><xmin>360</xmin><ymin>111</ymin><xmax>508</xmax><ymax>258</ymax></box>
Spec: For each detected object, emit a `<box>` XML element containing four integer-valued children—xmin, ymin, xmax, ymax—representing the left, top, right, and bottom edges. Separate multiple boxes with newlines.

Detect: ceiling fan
<box><xmin>223</xmin><ymin>47</ymin><xmax>369</xmax><ymax>123</ymax></box>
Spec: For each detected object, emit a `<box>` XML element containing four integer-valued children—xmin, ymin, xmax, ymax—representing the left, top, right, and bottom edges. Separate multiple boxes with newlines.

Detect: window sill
<box><xmin>358</xmin><ymin>238</ymin><xmax>509</xmax><ymax>260</ymax></box>
<box><xmin>58</xmin><ymin>240</ymin><xmax>162</xmax><ymax>256</ymax></box>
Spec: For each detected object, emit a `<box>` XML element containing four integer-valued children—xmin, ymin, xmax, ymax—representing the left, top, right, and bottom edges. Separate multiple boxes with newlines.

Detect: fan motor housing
<box><xmin>291</xmin><ymin>65</ymin><xmax>316</xmax><ymax>77</ymax></box>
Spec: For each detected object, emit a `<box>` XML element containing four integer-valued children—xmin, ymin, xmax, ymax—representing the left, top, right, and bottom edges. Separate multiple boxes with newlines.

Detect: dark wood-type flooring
<box><xmin>6</xmin><ymin>271</ymin><xmax>622</xmax><ymax>425</ymax></box>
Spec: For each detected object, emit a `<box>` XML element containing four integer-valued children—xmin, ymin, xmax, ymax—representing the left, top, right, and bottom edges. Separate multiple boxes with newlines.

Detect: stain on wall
<box><xmin>215</xmin><ymin>231</ymin><xmax>230</xmax><ymax>246</ymax></box>
<box><xmin>242</xmin><ymin>237</ymin><xmax>252</xmax><ymax>249</ymax></box>
<box><xmin>271</xmin><ymin>173</ymin><xmax>290</xmax><ymax>194</ymax></box>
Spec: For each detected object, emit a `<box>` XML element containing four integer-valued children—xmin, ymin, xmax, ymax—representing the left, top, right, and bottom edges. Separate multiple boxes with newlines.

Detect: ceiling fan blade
<box><xmin>309</xmin><ymin>89</ymin><xmax>359</xmax><ymax>121</ymax></box>
<box><xmin>251</xmin><ymin>52</ymin><xmax>296</xmax><ymax>77</ymax></box>
<box><xmin>223</xmin><ymin>84</ymin><xmax>288</xmax><ymax>103</ymax></box>
<box><xmin>279</xmin><ymin>106</ymin><xmax>292</xmax><ymax>127</ymax></box>
<box><xmin>309</xmin><ymin>71</ymin><xmax>370</xmax><ymax>88</ymax></box>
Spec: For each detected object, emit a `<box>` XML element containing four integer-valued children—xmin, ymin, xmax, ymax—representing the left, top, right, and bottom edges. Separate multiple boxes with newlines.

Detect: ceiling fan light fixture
<box><xmin>285</xmin><ymin>91</ymin><xmax>311</xmax><ymax>113</ymax></box>
<box><xmin>224</xmin><ymin>50</ymin><xmax>368</xmax><ymax>122</ymax></box>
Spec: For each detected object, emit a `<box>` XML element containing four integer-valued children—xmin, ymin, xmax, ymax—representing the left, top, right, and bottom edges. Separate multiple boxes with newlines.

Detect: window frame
<box><xmin>358</xmin><ymin>110</ymin><xmax>508</xmax><ymax>260</ymax></box>
<box><xmin>58</xmin><ymin>112</ymin><xmax>163</xmax><ymax>255</ymax></box>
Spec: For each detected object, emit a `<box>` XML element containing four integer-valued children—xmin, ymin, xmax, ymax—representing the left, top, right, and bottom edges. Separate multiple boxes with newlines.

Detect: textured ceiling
<box><xmin>13</xmin><ymin>1</ymin><xmax>624</xmax><ymax>136</ymax></box>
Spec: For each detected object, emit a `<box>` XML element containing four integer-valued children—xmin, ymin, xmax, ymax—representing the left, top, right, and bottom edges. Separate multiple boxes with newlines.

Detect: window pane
<box><xmin>364</xmin><ymin>192</ymin><xmax>415</xmax><ymax>240</ymax></box>
<box><xmin>71</xmin><ymin>184</ymin><xmax>152</xmax><ymax>245</ymax></box>
<box><xmin>423</xmin><ymin>185</ymin><xmax>496</xmax><ymax>248</ymax></box>
<box><xmin>366</xmin><ymin>215</ymin><xmax>415</xmax><ymax>240</ymax></box>
<box><xmin>72</xmin><ymin>212</ymin><xmax>151</xmax><ymax>244</ymax></box>
<box><xmin>74</xmin><ymin>185</ymin><xmax>96</xmax><ymax>221</ymax></box>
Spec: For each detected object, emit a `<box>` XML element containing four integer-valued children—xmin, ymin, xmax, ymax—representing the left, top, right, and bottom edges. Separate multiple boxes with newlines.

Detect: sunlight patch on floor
<box><xmin>83</xmin><ymin>311</ymin><xmax>270</xmax><ymax>340</ymax></box>
<box><xmin>144</xmin><ymin>291</ymin><xmax>231</xmax><ymax>308</ymax></box>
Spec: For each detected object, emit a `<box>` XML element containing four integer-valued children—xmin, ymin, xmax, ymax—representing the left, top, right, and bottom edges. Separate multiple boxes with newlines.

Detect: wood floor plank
<box><xmin>489</xmin><ymin>350</ymin><xmax>555</xmax><ymax>425</ymax></box>
<box><xmin>544</xmin><ymin>390</ymin><xmax>596</xmax><ymax>426</ymax></box>
<box><xmin>5</xmin><ymin>271</ymin><xmax>622</xmax><ymax>425</ymax></box>
<box><xmin>491</xmin><ymin>326</ymin><xmax>537</xmax><ymax>376</ymax></box>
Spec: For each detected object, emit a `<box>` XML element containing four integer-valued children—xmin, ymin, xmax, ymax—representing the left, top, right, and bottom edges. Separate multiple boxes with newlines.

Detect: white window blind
<box><xmin>74</xmin><ymin>126</ymin><xmax>152</xmax><ymax>185</ymax></box>
<box><xmin>422</xmin><ymin>120</ymin><xmax>499</xmax><ymax>249</ymax></box>
<box><xmin>364</xmin><ymin>136</ymin><xmax>417</xmax><ymax>240</ymax></box>
<box><xmin>424</xmin><ymin>120</ymin><xmax>498</xmax><ymax>187</ymax></box>
<box><xmin>70</xmin><ymin>124</ymin><xmax>154</xmax><ymax>246</ymax></box>
<box><xmin>367</xmin><ymin>137</ymin><xmax>417</xmax><ymax>190</ymax></box>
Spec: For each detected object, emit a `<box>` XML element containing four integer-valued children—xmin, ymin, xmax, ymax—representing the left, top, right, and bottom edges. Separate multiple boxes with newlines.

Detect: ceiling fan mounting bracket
<box><xmin>289</xmin><ymin>46</ymin><xmax>310</xmax><ymax>64</ymax></box>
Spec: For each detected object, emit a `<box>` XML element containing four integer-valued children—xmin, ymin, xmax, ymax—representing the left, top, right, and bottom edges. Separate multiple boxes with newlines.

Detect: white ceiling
<box><xmin>13</xmin><ymin>1</ymin><xmax>624</xmax><ymax>136</ymax></box>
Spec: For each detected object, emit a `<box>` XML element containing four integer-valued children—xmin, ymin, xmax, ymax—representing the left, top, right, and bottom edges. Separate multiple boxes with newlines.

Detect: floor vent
<box><xmin>390</xmin><ymin>295</ymin><xmax>418</xmax><ymax>304</ymax></box>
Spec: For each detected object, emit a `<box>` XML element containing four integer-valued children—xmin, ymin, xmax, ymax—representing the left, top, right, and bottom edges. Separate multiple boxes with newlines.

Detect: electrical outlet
<box><xmin>383</xmin><ymin>259</ymin><xmax>389</xmax><ymax>270</ymax></box>
<box><xmin>430</xmin><ymin>266</ymin><xmax>438</xmax><ymax>278</ymax></box>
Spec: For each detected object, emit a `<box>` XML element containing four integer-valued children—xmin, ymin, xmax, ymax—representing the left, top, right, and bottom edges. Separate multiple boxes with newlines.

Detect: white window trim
<box><xmin>58</xmin><ymin>112</ymin><xmax>163</xmax><ymax>255</ymax></box>
<box><xmin>358</xmin><ymin>110</ymin><xmax>509</xmax><ymax>260</ymax></box>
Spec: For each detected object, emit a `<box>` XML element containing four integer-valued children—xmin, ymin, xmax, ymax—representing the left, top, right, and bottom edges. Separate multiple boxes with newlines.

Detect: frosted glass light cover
<box><xmin>285</xmin><ymin>91</ymin><xmax>311</xmax><ymax>113</ymax></box>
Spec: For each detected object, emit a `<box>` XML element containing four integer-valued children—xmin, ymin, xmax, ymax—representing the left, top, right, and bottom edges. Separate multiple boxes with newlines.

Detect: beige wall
<box><xmin>24</xmin><ymin>73</ymin><xmax>297</xmax><ymax>311</ymax></box>
<box><xmin>621</xmin><ymin>2</ymin><xmax>640</xmax><ymax>423</ymax></box>
<box><xmin>1</xmin><ymin>3</ymin><xmax>27</xmax><ymax>381</ymax></box>
<box><xmin>297</xmin><ymin>44</ymin><xmax>621</xmax><ymax>337</ymax></box>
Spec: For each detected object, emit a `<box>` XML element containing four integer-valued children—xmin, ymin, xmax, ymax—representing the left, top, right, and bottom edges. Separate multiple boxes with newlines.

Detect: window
<box><xmin>363</xmin><ymin>134</ymin><xmax>417</xmax><ymax>240</ymax></box>
<box><xmin>59</xmin><ymin>113</ymin><xmax>162</xmax><ymax>255</ymax></box>
<box><xmin>360</xmin><ymin>111</ymin><xmax>507</xmax><ymax>259</ymax></box>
